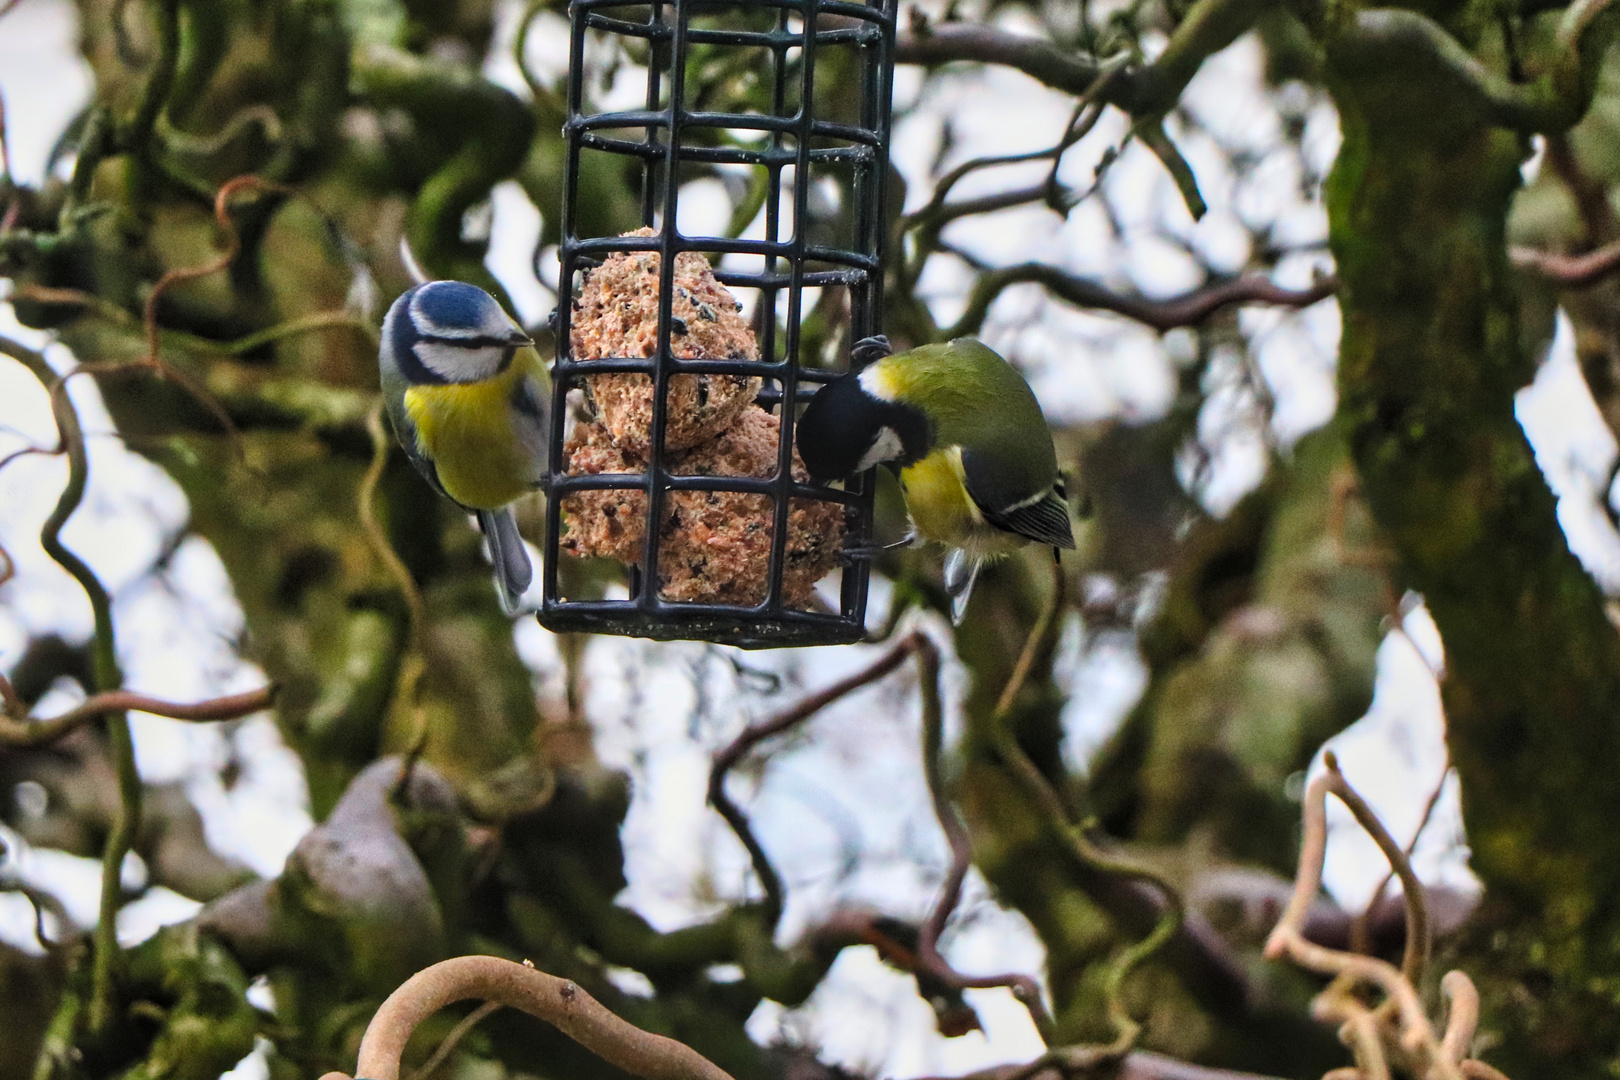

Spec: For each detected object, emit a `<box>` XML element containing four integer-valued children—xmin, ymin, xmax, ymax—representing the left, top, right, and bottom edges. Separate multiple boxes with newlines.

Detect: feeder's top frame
<box><xmin>540</xmin><ymin>0</ymin><xmax>898</xmax><ymax>649</ymax></box>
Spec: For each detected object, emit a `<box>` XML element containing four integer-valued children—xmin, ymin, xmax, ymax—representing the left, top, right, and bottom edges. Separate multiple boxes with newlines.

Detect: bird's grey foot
<box><xmin>840</xmin><ymin>528</ymin><xmax>917</xmax><ymax>562</ymax></box>
<box><xmin>851</xmin><ymin>334</ymin><xmax>893</xmax><ymax>366</ymax></box>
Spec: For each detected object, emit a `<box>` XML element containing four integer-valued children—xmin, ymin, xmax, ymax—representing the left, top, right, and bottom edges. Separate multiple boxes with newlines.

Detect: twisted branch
<box><xmin>318</xmin><ymin>955</ymin><xmax>735</xmax><ymax>1080</ymax></box>
<box><xmin>1258</xmin><ymin>754</ymin><xmax>1519</xmax><ymax>1080</ymax></box>
<box><xmin>911</xmin><ymin>633</ymin><xmax>1058</xmax><ymax>1043</ymax></box>
<box><xmin>988</xmin><ymin>564</ymin><xmax>1183</xmax><ymax>1058</ymax></box>
<box><xmin>1510</xmin><ymin>238</ymin><xmax>1620</xmax><ymax>285</ymax></box>
<box><xmin>0</xmin><ymin>333</ymin><xmax>131</xmax><ymax>1034</ymax></box>
<box><xmin>945</xmin><ymin>263</ymin><xmax>1337</xmax><ymax>338</ymax></box>
<box><xmin>0</xmin><ymin>680</ymin><xmax>275</xmax><ymax>747</ymax></box>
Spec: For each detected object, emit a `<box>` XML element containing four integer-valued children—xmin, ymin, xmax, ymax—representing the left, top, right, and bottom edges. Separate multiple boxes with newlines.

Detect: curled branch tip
<box><xmin>319</xmin><ymin>955</ymin><xmax>734</xmax><ymax>1080</ymax></box>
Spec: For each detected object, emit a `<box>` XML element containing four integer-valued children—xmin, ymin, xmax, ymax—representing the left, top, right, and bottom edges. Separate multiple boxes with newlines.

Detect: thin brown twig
<box><xmin>707</xmin><ymin>632</ymin><xmax>930</xmax><ymax>928</ymax></box>
<box><xmin>1351</xmin><ymin>764</ymin><xmax>1448</xmax><ymax>957</ymax></box>
<box><xmin>361</xmin><ymin>403</ymin><xmax>427</xmax><ymax>639</ymax></box>
<box><xmin>1321</xmin><ymin>758</ymin><xmax>1431</xmax><ymax>984</ymax></box>
<box><xmin>945</xmin><ymin>262</ymin><xmax>1338</xmax><ymax>339</ymax></box>
<box><xmin>983</xmin><ymin>561</ymin><xmax>1185</xmax><ymax>1059</ymax></box>
<box><xmin>317</xmin><ymin>955</ymin><xmax>735</xmax><ymax>1080</ymax></box>
<box><xmin>0</xmin><ymin>84</ymin><xmax>10</xmax><ymax>178</ymax></box>
<box><xmin>1509</xmin><ymin>239</ymin><xmax>1620</xmax><ymax>285</ymax></box>
<box><xmin>0</xmin><ymin>538</ymin><xmax>11</xmax><ymax>589</ymax></box>
<box><xmin>36</xmin><ymin>176</ymin><xmax>298</xmax><ymax>474</ymax></box>
<box><xmin>910</xmin><ymin>633</ymin><xmax>1058</xmax><ymax>1044</ymax></box>
<box><xmin>0</xmin><ymin>679</ymin><xmax>275</xmax><ymax>746</ymax></box>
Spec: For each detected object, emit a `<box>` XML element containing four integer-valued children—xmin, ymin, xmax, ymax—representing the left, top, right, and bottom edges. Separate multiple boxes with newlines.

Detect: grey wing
<box><xmin>961</xmin><ymin>448</ymin><xmax>1075</xmax><ymax>549</ymax></box>
<box><xmin>510</xmin><ymin>371</ymin><xmax>551</xmax><ymax>483</ymax></box>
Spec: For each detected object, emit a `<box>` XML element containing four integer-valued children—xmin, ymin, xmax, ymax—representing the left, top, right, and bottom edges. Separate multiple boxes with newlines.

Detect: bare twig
<box><xmin>361</xmin><ymin>403</ymin><xmax>427</xmax><ymax>639</ymax></box>
<box><xmin>1315</xmin><ymin>761</ymin><xmax>1431</xmax><ymax>985</ymax></box>
<box><xmin>945</xmin><ymin>263</ymin><xmax>1337</xmax><ymax>338</ymax></box>
<box><xmin>55</xmin><ymin>177</ymin><xmax>291</xmax><ymax>460</ymax></box>
<box><xmin>1352</xmin><ymin>765</ymin><xmax>1448</xmax><ymax>957</ymax></box>
<box><xmin>708</xmin><ymin>632</ymin><xmax>930</xmax><ymax>928</ymax></box>
<box><xmin>0</xmin><ymin>680</ymin><xmax>275</xmax><ymax>746</ymax></box>
<box><xmin>911</xmin><ymin>634</ymin><xmax>1058</xmax><ymax>1044</ymax></box>
<box><xmin>979</xmin><ymin>562</ymin><xmax>1185</xmax><ymax>1059</ymax></box>
<box><xmin>1325</xmin><ymin>990</ymin><xmax>1393</xmax><ymax>1080</ymax></box>
<box><xmin>1510</xmin><ymin>238</ymin><xmax>1620</xmax><ymax>286</ymax></box>
<box><xmin>0</xmin><ymin>85</ymin><xmax>10</xmax><ymax>179</ymax></box>
<box><xmin>0</xmin><ymin>333</ymin><xmax>132</xmax><ymax>1035</ymax></box>
<box><xmin>896</xmin><ymin>24</ymin><xmax>1104</xmax><ymax>96</ymax></box>
<box><xmin>317</xmin><ymin>955</ymin><xmax>735</xmax><ymax>1080</ymax></box>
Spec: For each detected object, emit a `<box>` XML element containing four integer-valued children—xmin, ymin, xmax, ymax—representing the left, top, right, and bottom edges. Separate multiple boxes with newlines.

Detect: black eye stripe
<box><xmin>419</xmin><ymin>334</ymin><xmax>514</xmax><ymax>349</ymax></box>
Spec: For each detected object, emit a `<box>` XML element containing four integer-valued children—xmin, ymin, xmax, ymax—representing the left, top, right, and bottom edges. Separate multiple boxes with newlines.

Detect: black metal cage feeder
<box><xmin>539</xmin><ymin>0</ymin><xmax>897</xmax><ymax>649</ymax></box>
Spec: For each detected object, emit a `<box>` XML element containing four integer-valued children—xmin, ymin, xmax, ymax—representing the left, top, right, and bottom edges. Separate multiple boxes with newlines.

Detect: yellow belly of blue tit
<box><xmin>899</xmin><ymin>446</ymin><xmax>1027</xmax><ymax>558</ymax></box>
<box><xmin>403</xmin><ymin>365</ymin><xmax>537</xmax><ymax>510</ymax></box>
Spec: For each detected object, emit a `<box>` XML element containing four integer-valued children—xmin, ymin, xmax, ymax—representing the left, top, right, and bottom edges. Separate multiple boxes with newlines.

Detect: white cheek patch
<box><xmin>856</xmin><ymin>425</ymin><xmax>906</xmax><ymax>471</ymax></box>
<box><xmin>415</xmin><ymin>341</ymin><xmax>503</xmax><ymax>383</ymax></box>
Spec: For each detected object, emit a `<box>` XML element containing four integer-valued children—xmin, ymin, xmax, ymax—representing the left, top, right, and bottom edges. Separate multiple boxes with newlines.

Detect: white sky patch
<box><xmin>1516</xmin><ymin>310</ymin><xmax>1620</xmax><ymax>592</ymax></box>
<box><xmin>0</xmin><ymin>0</ymin><xmax>93</xmax><ymax>187</ymax></box>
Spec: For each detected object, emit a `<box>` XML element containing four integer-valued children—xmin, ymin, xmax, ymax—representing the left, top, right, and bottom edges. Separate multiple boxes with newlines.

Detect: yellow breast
<box><xmin>404</xmin><ymin>367</ymin><xmax>534</xmax><ymax>510</ymax></box>
<box><xmin>899</xmin><ymin>446</ymin><xmax>1028</xmax><ymax>557</ymax></box>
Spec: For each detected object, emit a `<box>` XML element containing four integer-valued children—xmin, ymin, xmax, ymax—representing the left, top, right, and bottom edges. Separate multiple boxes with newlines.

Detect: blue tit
<box><xmin>379</xmin><ymin>279</ymin><xmax>550</xmax><ymax>614</ymax></box>
<box><xmin>796</xmin><ymin>336</ymin><xmax>1074</xmax><ymax>624</ymax></box>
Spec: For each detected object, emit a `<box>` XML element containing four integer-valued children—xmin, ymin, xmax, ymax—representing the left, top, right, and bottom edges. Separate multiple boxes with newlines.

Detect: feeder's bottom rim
<box><xmin>535</xmin><ymin>608</ymin><xmax>866</xmax><ymax>650</ymax></box>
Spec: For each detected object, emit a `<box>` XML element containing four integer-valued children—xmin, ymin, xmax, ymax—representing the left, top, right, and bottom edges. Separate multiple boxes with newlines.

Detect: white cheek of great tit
<box><xmin>856</xmin><ymin>426</ymin><xmax>906</xmax><ymax>473</ymax></box>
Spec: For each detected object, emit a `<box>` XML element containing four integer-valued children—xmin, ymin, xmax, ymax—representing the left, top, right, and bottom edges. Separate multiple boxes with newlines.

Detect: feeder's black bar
<box><xmin>712</xmin><ymin>268</ymin><xmax>872</xmax><ymax>288</ymax></box>
<box><xmin>637</xmin><ymin>0</ymin><xmax>690</xmax><ymax>615</ymax></box>
<box><xmin>580</xmin><ymin>13</ymin><xmax>882</xmax><ymax>47</ymax></box>
<box><xmin>763</xmin><ymin>4</ymin><xmax>820</xmax><ymax>612</ymax></box>
<box><xmin>640</xmin><ymin>2</ymin><xmax>667</xmax><ymax>227</ymax></box>
<box><xmin>574</xmin><ymin>111</ymin><xmax>886</xmax><ymax>149</ymax></box>
<box><xmin>568</xmin><ymin>233</ymin><xmax>878</xmax><ymax>272</ymax></box>
<box><xmin>547</xmin><ymin>472</ymin><xmax>866</xmax><ymax>506</ymax></box>
<box><xmin>543</xmin><ymin>0</ymin><xmax>594</xmax><ymax>621</ymax></box>
<box><xmin>577</xmin><ymin>133</ymin><xmax>874</xmax><ymax>167</ymax></box>
<box><xmin>556</xmin><ymin>357</ymin><xmax>788</xmax><ymax>378</ymax></box>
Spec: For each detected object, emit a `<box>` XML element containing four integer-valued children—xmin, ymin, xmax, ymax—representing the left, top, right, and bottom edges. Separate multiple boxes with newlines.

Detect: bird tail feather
<box><xmin>478</xmin><ymin>508</ymin><xmax>532</xmax><ymax>615</ymax></box>
<box><xmin>943</xmin><ymin>548</ymin><xmax>983</xmax><ymax>626</ymax></box>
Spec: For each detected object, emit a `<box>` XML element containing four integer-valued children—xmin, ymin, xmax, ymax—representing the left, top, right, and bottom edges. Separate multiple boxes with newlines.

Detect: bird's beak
<box><xmin>506</xmin><ymin>328</ymin><xmax>534</xmax><ymax>347</ymax></box>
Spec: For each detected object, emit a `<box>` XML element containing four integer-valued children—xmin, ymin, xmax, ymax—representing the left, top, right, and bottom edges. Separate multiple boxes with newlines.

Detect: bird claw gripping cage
<box><xmin>539</xmin><ymin>0</ymin><xmax>897</xmax><ymax>648</ymax></box>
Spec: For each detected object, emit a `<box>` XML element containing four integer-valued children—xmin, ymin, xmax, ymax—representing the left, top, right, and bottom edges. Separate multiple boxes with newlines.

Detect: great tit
<box><xmin>796</xmin><ymin>336</ymin><xmax>1074</xmax><ymax>623</ymax></box>
<box><xmin>379</xmin><ymin>279</ymin><xmax>550</xmax><ymax>614</ymax></box>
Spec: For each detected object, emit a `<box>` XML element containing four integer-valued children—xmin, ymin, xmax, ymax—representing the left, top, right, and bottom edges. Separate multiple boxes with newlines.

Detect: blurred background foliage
<box><xmin>4</xmin><ymin>0</ymin><xmax>1620</xmax><ymax>1076</ymax></box>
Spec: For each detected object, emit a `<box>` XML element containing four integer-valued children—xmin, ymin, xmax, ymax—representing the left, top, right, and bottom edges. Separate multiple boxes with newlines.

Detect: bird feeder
<box><xmin>540</xmin><ymin>0</ymin><xmax>897</xmax><ymax>648</ymax></box>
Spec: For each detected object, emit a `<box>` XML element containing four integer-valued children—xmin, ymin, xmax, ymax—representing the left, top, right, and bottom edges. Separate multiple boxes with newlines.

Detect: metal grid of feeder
<box><xmin>540</xmin><ymin>0</ymin><xmax>897</xmax><ymax>648</ymax></box>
